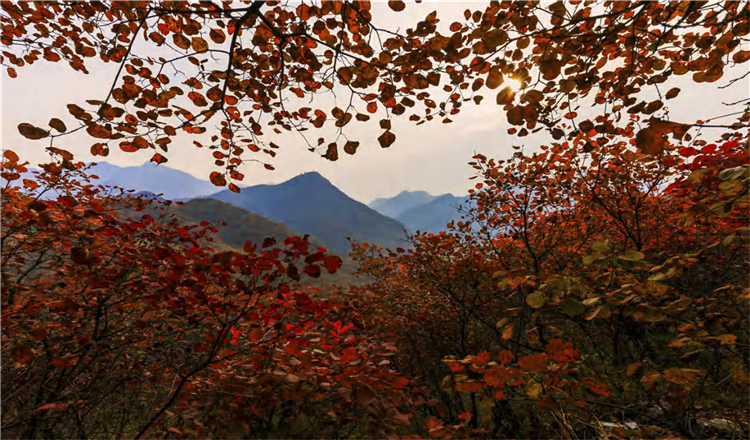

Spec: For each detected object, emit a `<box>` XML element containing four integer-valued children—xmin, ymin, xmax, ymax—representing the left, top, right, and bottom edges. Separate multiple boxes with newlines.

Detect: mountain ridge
<box><xmin>369</xmin><ymin>190</ymin><xmax>437</xmax><ymax>218</ymax></box>
<box><xmin>88</xmin><ymin>162</ymin><xmax>219</xmax><ymax>200</ymax></box>
<box><xmin>207</xmin><ymin>171</ymin><xmax>408</xmax><ymax>255</ymax></box>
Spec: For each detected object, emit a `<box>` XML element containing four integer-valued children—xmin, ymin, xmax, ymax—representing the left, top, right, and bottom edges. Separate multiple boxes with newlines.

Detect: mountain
<box><xmin>89</xmin><ymin>162</ymin><xmax>218</xmax><ymax>200</ymax></box>
<box><xmin>208</xmin><ymin>172</ymin><xmax>408</xmax><ymax>255</ymax></box>
<box><xmin>396</xmin><ymin>193</ymin><xmax>472</xmax><ymax>234</ymax></box>
<box><xmin>368</xmin><ymin>190</ymin><xmax>437</xmax><ymax>218</ymax></box>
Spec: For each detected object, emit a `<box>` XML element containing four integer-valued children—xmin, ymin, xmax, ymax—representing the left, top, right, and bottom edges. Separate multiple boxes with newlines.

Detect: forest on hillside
<box><xmin>2</xmin><ymin>1</ymin><xmax>749</xmax><ymax>439</ymax></box>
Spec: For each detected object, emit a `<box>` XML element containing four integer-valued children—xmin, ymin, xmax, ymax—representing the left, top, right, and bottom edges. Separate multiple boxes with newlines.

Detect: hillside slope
<box><xmin>134</xmin><ymin>198</ymin><xmax>361</xmax><ymax>285</ymax></box>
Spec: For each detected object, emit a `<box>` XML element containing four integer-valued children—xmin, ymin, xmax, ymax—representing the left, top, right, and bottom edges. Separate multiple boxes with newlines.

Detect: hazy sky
<box><xmin>1</xmin><ymin>1</ymin><xmax>746</xmax><ymax>203</ymax></box>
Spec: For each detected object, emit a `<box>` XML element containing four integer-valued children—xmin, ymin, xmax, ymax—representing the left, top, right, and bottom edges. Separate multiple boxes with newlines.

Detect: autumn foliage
<box><xmin>2</xmin><ymin>0</ymin><xmax>750</xmax><ymax>439</ymax></box>
<box><xmin>0</xmin><ymin>155</ymin><xmax>422</xmax><ymax>438</ymax></box>
<box><xmin>351</xmin><ymin>131</ymin><xmax>749</xmax><ymax>438</ymax></box>
<box><xmin>5</xmin><ymin>1</ymin><xmax>749</xmax><ymax>186</ymax></box>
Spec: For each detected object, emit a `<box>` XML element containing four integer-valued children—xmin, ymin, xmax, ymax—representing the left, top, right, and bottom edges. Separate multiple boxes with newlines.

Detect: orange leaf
<box><xmin>486</xmin><ymin>67</ymin><xmax>503</xmax><ymax>89</ymax></box>
<box><xmin>496</xmin><ymin>87</ymin><xmax>515</xmax><ymax>105</ymax></box>
<box><xmin>581</xmin><ymin>378</ymin><xmax>610</xmax><ymax>397</ymax></box>
<box><xmin>664</xmin><ymin>368</ymin><xmax>705</xmax><ymax>389</ymax></box>
<box><xmin>191</xmin><ymin>37</ymin><xmax>209</xmax><ymax>53</ymax></box>
<box><xmin>635</xmin><ymin>119</ymin><xmax>692</xmax><ymax>155</ymax></box>
<box><xmin>48</xmin><ymin>118</ymin><xmax>67</xmax><ymax>133</ymax></box>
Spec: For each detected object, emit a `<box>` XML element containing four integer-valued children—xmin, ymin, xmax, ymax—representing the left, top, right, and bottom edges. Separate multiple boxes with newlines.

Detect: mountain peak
<box><xmin>208</xmin><ymin>173</ymin><xmax>406</xmax><ymax>254</ymax></box>
<box><xmin>289</xmin><ymin>171</ymin><xmax>327</xmax><ymax>181</ymax></box>
<box><xmin>398</xmin><ymin>190</ymin><xmax>433</xmax><ymax>197</ymax></box>
<box><xmin>283</xmin><ymin>171</ymin><xmax>337</xmax><ymax>190</ymax></box>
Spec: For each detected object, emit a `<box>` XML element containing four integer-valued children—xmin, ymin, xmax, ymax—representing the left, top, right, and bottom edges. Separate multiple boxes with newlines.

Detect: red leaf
<box><xmin>344</xmin><ymin>141</ymin><xmax>360</xmax><ymax>155</ymax></box>
<box><xmin>545</xmin><ymin>339</ymin><xmax>578</xmax><ymax>364</ymax></box>
<box><xmin>193</xmin><ymin>343</ymin><xmax>209</xmax><ymax>353</ymax></box>
<box><xmin>210</xmin><ymin>171</ymin><xmax>226</xmax><ymax>186</ymax></box>
<box><xmin>378</xmin><ymin>130</ymin><xmax>396</xmax><ymax>148</ymax></box>
<box><xmin>581</xmin><ymin>378</ymin><xmax>611</xmax><ymax>397</ymax></box>
<box><xmin>209</xmin><ymin>29</ymin><xmax>226</xmax><ymax>44</ymax></box>
<box><xmin>150</xmin><ymin>153</ymin><xmax>167</xmax><ymax>164</ymax></box>
<box><xmin>3</xmin><ymin>150</ymin><xmax>19</xmax><ymax>164</ymax></box>
<box><xmin>387</xmin><ymin>1</ymin><xmax>406</xmax><ymax>12</ymax></box>
<box><xmin>249</xmin><ymin>328</ymin><xmax>263</xmax><ymax>343</ymax></box>
<box><xmin>304</xmin><ymin>264</ymin><xmax>321</xmax><ymax>278</ymax></box>
<box><xmin>48</xmin><ymin>118</ymin><xmax>67</xmax><ymax>133</ymax></box>
<box><xmin>30</xmin><ymin>328</ymin><xmax>47</xmax><ymax>341</ymax></box>
<box><xmin>33</xmin><ymin>403</ymin><xmax>62</xmax><ymax>413</ymax></box>
<box><xmin>262</xmin><ymin>237</ymin><xmax>276</xmax><ymax>248</ymax></box>
<box><xmin>497</xmin><ymin>350</ymin><xmax>514</xmax><ymax>365</ymax></box>
<box><xmin>323</xmin><ymin>255</ymin><xmax>342</xmax><ymax>274</ymax></box>
<box><xmin>18</xmin><ymin>123</ymin><xmax>49</xmax><ymax>140</ymax></box>
<box><xmin>517</xmin><ymin>353</ymin><xmax>548</xmax><ymax>372</ymax></box>
<box><xmin>51</xmin><ymin>356</ymin><xmax>78</xmax><ymax>369</ymax></box>
<box><xmin>357</xmin><ymin>383</ymin><xmax>378</xmax><ymax>405</ymax></box>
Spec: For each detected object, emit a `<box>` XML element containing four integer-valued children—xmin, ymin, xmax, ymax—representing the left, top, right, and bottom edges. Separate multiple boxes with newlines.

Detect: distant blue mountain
<box><xmin>88</xmin><ymin>162</ymin><xmax>218</xmax><ymax>200</ymax></box>
<box><xmin>207</xmin><ymin>172</ymin><xmax>409</xmax><ymax>255</ymax></box>
<box><xmin>5</xmin><ymin>162</ymin><xmax>218</xmax><ymax>201</ymax></box>
<box><xmin>395</xmin><ymin>193</ymin><xmax>474</xmax><ymax>234</ymax></box>
<box><xmin>369</xmin><ymin>190</ymin><xmax>437</xmax><ymax>218</ymax></box>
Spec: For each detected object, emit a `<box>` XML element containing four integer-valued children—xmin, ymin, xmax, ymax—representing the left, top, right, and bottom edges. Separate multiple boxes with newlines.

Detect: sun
<box><xmin>504</xmin><ymin>78</ymin><xmax>523</xmax><ymax>92</ymax></box>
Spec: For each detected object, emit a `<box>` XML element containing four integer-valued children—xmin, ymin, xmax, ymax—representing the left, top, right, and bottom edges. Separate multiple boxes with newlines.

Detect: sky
<box><xmin>1</xmin><ymin>1</ymin><xmax>747</xmax><ymax>204</ymax></box>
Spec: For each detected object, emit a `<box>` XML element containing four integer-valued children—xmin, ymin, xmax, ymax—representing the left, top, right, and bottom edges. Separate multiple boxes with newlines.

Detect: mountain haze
<box><xmin>368</xmin><ymin>190</ymin><xmax>436</xmax><ymax>218</ymax></box>
<box><xmin>89</xmin><ymin>162</ymin><xmax>218</xmax><ymax>200</ymax></box>
<box><xmin>396</xmin><ymin>194</ymin><xmax>472</xmax><ymax>234</ymax></box>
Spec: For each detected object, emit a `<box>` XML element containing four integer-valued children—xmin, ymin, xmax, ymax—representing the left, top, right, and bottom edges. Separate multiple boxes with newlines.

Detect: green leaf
<box><xmin>582</xmin><ymin>296</ymin><xmax>601</xmax><ymax>306</ymax></box>
<box><xmin>583</xmin><ymin>253</ymin><xmax>603</xmax><ymax>265</ymax></box>
<box><xmin>632</xmin><ymin>307</ymin><xmax>665</xmax><ymax>323</ymax></box>
<box><xmin>526</xmin><ymin>291</ymin><xmax>546</xmax><ymax>309</ymax></box>
<box><xmin>562</xmin><ymin>297</ymin><xmax>585</xmax><ymax>316</ymax></box>
<box><xmin>718</xmin><ymin>166</ymin><xmax>746</xmax><ymax>181</ymax></box>
<box><xmin>591</xmin><ymin>241</ymin><xmax>610</xmax><ymax>253</ymax></box>
<box><xmin>649</xmin><ymin>272</ymin><xmax>669</xmax><ymax>282</ymax></box>
<box><xmin>591</xmin><ymin>241</ymin><xmax>611</xmax><ymax>254</ymax></box>
<box><xmin>586</xmin><ymin>305</ymin><xmax>611</xmax><ymax>320</ymax></box>
<box><xmin>496</xmin><ymin>317</ymin><xmax>511</xmax><ymax>329</ymax></box>
<box><xmin>621</xmin><ymin>250</ymin><xmax>645</xmax><ymax>261</ymax></box>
